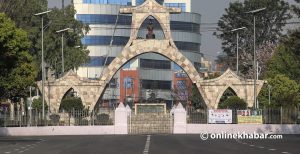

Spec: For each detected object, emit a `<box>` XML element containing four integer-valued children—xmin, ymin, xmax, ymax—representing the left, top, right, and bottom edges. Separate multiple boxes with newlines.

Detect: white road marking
<box><xmin>249</xmin><ymin>145</ymin><xmax>255</xmax><ymax>147</ymax></box>
<box><xmin>4</xmin><ymin>152</ymin><xmax>11</xmax><ymax>154</ymax></box>
<box><xmin>281</xmin><ymin>152</ymin><xmax>290</xmax><ymax>154</ymax></box>
<box><xmin>258</xmin><ymin>146</ymin><xmax>264</xmax><ymax>149</ymax></box>
<box><xmin>143</xmin><ymin>135</ymin><xmax>151</xmax><ymax>154</ymax></box>
<box><xmin>269</xmin><ymin>149</ymin><xmax>276</xmax><ymax>151</ymax></box>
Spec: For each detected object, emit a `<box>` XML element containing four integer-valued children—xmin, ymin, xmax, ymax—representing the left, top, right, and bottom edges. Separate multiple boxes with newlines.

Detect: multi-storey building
<box><xmin>73</xmin><ymin>0</ymin><xmax>202</xmax><ymax>108</ymax></box>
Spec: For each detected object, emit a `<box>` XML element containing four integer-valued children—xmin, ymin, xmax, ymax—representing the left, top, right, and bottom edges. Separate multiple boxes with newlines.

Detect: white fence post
<box><xmin>173</xmin><ymin>103</ymin><xmax>187</xmax><ymax>134</ymax></box>
<box><xmin>114</xmin><ymin>102</ymin><xmax>128</xmax><ymax>134</ymax></box>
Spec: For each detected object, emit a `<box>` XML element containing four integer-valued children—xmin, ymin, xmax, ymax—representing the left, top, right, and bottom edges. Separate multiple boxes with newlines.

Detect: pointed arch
<box><xmin>57</xmin><ymin>86</ymin><xmax>86</xmax><ymax>110</ymax></box>
<box><xmin>137</xmin><ymin>15</ymin><xmax>166</xmax><ymax>40</ymax></box>
<box><xmin>92</xmin><ymin>39</ymin><xmax>208</xmax><ymax>111</ymax></box>
<box><xmin>128</xmin><ymin>13</ymin><xmax>172</xmax><ymax>43</ymax></box>
<box><xmin>214</xmin><ymin>85</ymin><xmax>240</xmax><ymax>109</ymax></box>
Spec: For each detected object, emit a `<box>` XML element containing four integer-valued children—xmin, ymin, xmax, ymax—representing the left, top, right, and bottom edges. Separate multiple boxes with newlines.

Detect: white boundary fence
<box><xmin>1</xmin><ymin>103</ymin><xmax>300</xmax><ymax>136</ymax></box>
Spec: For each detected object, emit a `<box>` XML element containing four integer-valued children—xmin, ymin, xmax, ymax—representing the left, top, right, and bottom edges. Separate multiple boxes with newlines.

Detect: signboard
<box><xmin>237</xmin><ymin>110</ymin><xmax>263</xmax><ymax>124</ymax></box>
<box><xmin>208</xmin><ymin>109</ymin><xmax>232</xmax><ymax>124</ymax></box>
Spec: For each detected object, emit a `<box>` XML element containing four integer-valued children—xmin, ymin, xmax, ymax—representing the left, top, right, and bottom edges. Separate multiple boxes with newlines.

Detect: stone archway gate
<box><xmin>37</xmin><ymin>0</ymin><xmax>265</xmax><ymax>112</ymax></box>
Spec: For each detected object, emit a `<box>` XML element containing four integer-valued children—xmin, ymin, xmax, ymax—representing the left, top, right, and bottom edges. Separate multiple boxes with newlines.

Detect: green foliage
<box><xmin>0</xmin><ymin>0</ymin><xmax>90</xmax><ymax>78</ymax></box>
<box><xmin>41</xmin><ymin>6</ymin><xmax>90</xmax><ymax>75</ymax></box>
<box><xmin>218</xmin><ymin>96</ymin><xmax>247</xmax><ymax>110</ymax></box>
<box><xmin>292</xmin><ymin>0</ymin><xmax>300</xmax><ymax>18</ymax></box>
<box><xmin>189</xmin><ymin>84</ymin><xmax>206</xmax><ymax>109</ymax></box>
<box><xmin>266</xmin><ymin>29</ymin><xmax>300</xmax><ymax>82</ymax></box>
<box><xmin>0</xmin><ymin>13</ymin><xmax>37</xmax><ymax>102</ymax></box>
<box><xmin>214</xmin><ymin>0</ymin><xmax>291</xmax><ymax>70</ymax></box>
<box><xmin>219</xmin><ymin>88</ymin><xmax>237</xmax><ymax>103</ymax></box>
<box><xmin>96</xmin><ymin>113</ymin><xmax>110</xmax><ymax>125</ymax></box>
<box><xmin>258</xmin><ymin>74</ymin><xmax>300</xmax><ymax>108</ymax></box>
<box><xmin>32</xmin><ymin>98</ymin><xmax>48</xmax><ymax>111</ymax></box>
<box><xmin>60</xmin><ymin>97</ymin><xmax>84</xmax><ymax>112</ymax></box>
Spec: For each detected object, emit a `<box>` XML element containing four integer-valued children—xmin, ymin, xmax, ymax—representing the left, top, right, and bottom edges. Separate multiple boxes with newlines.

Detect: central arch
<box><xmin>88</xmin><ymin>0</ymin><xmax>209</xmax><ymax>110</ymax></box>
<box><xmin>90</xmin><ymin>39</ymin><xmax>209</xmax><ymax>111</ymax></box>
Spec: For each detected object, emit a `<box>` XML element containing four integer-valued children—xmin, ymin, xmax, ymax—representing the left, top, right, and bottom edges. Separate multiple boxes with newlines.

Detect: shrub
<box><xmin>32</xmin><ymin>98</ymin><xmax>48</xmax><ymax>111</ymax></box>
<box><xmin>218</xmin><ymin>96</ymin><xmax>247</xmax><ymax>110</ymax></box>
<box><xmin>60</xmin><ymin>97</ymin><xmax>84</xmax><ymax>112</ymax></box>
<box><xmin>96</xmin><ymin>113</ymin><xmax>110</xmax><ymax>125</ymax></box>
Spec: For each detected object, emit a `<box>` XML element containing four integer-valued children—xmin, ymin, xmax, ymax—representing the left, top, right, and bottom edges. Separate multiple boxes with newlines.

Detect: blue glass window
<box><xmin>141</xmin><ymin>80</ymin><xmax>171</xmax><ymax>90</ymax></box>
<box><xmin>82</xmin><ymin>36</ymin><xmax>199</xmax><ymax>51</ymax></box>
<box><xmin>85</xmin><ymin>56</ymin><xmax>115</xmax><ymax>67</ymax></box>
<box><xmin>164</xmin><ymin>3</ymin><xmax>186</xmax><ymax>12</ymax></box>
<box><xmin>81</xmin><ymin>36</ymin><xmax>130</xmax><ymax>45</ymax></box>
<box><xmin>124</xmin><ymin>77</ymin><xmax>133</xmax><ymax>88</ymax></box>
<box><xmin>136</xmin><ymin>0</ymin><xmax>164</xmax><ymax>5</ymax></box>
<box><xmin>76</xmin><ymin>14</ymin><xmax>200</xmax><ymax>33</ymax></box>
<box><xmin>83</xmin><ymin>0</ymin><xmax>132</xmax><ymax>5</ymax></box>
<box><xmin>140</xmin><ymin>59</ymin><xmax>171</xmax><ymax>69</ymax></box>
<box><xmin>177</xmin><ymin>80</ymin><xmax>186</xmax><ymax>89</ymax></box>
<box><xmin>76</xmin><ymin>14</ymin><xmax>132</xmax><ymax>25</ymax></box>
<box><xmin>174</xmin><ymin>41</ymin><xmax>200</xmax><ymax>51</ymax></box>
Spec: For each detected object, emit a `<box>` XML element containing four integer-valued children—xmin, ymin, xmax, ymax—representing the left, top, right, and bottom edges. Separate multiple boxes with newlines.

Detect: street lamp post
<box><xmin>34</xmin><ymin>10</ymin><xmax>52</xmax><ymax>120</ymax></box>
<box><xmin>231</xmin><ymin>27</ymin><xmax>246</xmax><ymax>74</ymax></box>
<box><xmin>56</xmin><ymin>28</ymin><xmax>70</xmax><ymax>74</ymax></box>
<box><xmin>246</xmin><ymin>7</ymin><xmax>266</xmax><ymax>109</ymax></box>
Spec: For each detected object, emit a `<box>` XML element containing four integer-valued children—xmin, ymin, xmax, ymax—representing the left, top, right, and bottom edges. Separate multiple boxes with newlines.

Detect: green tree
<box><xmin>0</xmin><ymin>0</ymin><xmax>90</xmax><ymax>77</ymax></box>
<box><xmin>60</xmin><ymin>97</ymin><xmax>84</xmax><ymax>112</ymax></box>
<box><xmin>266</xmin><ymin>29</ymin><xmax>300</xmax><ymax>82</ymax></box>
<box><xmin>292</xmin><ymin>0</ymin><xmax>300</xmax><ymax>18</ymax></box>
<box><xmin>214</xmin><ymin>0</ymin><xmax>291</xmax><ymax>71</ymax></box>
<box><xmin>258</xmin><ymin>74</ymin><xmax>300</xmax><ymax>108</ymax></box>
<box><xmin>0</xmin><ymin>13</ymin><xmax>37</xmax><ymax>102</ymax></box>
<box><xmin>32</xmin><ymin>97</ymin><xmax>48</xmax><ymax>111</ymax></box>
<box><xmin>189</xmin><ymin>84</ymin><xmax>206</xmax><ymax>109</ymax></box>
<box><xmin>218</xmin><ymin>96</ymin><xmax>247</xmax><ymax>110</ymax></box>
<box><xmin>41</xmin><ymin>6</ymin><xmax>90</xmax><ymax>76</ymax></box>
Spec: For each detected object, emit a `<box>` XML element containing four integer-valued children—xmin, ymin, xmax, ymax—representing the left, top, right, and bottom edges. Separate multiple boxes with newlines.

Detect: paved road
<box><xmin>0</xmin><ymin>135</ymin><xmax>299</xmax><ymax>154</ymax></box>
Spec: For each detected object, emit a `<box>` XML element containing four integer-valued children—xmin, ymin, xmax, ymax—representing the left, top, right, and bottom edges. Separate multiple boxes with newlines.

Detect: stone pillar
<box><xmin>173</xmin><ymin>103</ymin><xmax>187</xmax><ymax>134</ymax></box>
<box><xmin>114</xmin><ymin>103</ymin><xmax>128</xmax><ymax>134</ymax></box>
<box><xmin>10</xmin><ymin>101</ymin><xmax>14</xmax><ymax>120</ymax></box>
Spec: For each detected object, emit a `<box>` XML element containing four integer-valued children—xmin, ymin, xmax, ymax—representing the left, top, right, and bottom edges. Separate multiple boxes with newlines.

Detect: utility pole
<box><xmin>231</xmin><ymin>27</ymin><xmax>246</xmax><ymax>74</ymax></box>
<box><xmin>34</xmin><ymin>10</ymin><xmax>52</xmax><ymax>120</ymax></box>
<box><xmin>246</xmin><ymin>7</ymin><xmax>266</xmax><ymax>109</ymax></box>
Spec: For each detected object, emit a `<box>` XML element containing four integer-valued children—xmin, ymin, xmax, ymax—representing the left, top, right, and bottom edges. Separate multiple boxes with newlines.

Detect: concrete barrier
<box><xmin>0</xmin><ymin>126</ymin><xmax>115</xmax><ymax>136</ymax></box>
<box><xmin>187</xmin><ymin>124</ymin><xmax>300</xmax><ymax>134</ymax></box>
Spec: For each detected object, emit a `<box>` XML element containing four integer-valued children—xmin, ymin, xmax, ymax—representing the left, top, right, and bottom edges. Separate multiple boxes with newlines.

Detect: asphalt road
<box><xmin>0</xmin><ymin>135</ymin><xmax>299</xmax><ymax>154</ymax></box>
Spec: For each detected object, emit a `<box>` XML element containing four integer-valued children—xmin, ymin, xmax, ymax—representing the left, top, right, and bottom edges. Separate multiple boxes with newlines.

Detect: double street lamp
<box><xmin>34</xmin><ymin>10</ymin><xmax>52</xmax><ymax>120</ymax></box>
<box><xmin>246</xmin><ymin>7</ymin><xmax>266</xmax><ymax>109</ymax></box>
<box><xmin>56</xmin><ymin>28</ymin><xmax>71</xmax><ymax>74</ymax></box>
<box><xmin>231</xmin><ymin>27</ymin><xmax>246</xmax><ymax>74</ymax></box>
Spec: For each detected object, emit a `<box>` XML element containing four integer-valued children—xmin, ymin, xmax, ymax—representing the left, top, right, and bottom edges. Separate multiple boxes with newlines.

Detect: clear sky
<box><xmin>48</xmin><ymin>0</ymin><xmax>299</xmax><ymax>61</ymax></box>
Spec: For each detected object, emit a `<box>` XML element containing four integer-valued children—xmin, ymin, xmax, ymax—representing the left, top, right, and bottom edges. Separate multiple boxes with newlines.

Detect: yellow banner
<box><xmin>237</xmin><ymin>115</ymin><xmax>263</xmax><ymax>124</ymax></box>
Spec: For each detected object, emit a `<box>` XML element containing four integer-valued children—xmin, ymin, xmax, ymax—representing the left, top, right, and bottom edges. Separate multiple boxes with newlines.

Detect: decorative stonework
<box><xmin>38</xmin><ymin>0</ymin><xmax>265</xmax><ymax>112</ymax></box>
<box><xmin>199</xmin><ymin>69</ymin><xmax>265</xmax><ymax>108</ymax></box>
<box><xmin>37</xmin><ymin>71</ymin><xmax>104</xmax><ymax>112</ymax></box>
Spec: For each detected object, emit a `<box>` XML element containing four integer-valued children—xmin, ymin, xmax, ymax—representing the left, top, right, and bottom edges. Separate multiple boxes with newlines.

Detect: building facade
<box><xmin>73</xmin><ymin>0</ymin><xmax>202</xmax><ymax>108</ymax></box>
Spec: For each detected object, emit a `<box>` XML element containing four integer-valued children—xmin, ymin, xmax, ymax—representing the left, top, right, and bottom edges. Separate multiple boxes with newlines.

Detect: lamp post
<box><xmin>34</xmin><ymin>10</ymin><xmax>52</xmax><ymax>120</ymax></box>
<box><xmin>56</xmin><ymin>28</ymin><xmax>70</xmax><ymax>74</ymax></box>
<box><xmin>246</xmin><ymin>7</ymin><xmax>266</xmax><ymax>109</ymax></box>
<box><xmin>231</xmin><ymin>27</ymin><xmax>246</xmax><ymax>74</ymax></box>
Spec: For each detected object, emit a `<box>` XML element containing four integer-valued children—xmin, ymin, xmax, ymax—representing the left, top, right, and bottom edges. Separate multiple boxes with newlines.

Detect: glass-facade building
<box><xmin>73</xmin><ymin>0</ymin><xmax>202</xmax><ymax>105</ymax></box>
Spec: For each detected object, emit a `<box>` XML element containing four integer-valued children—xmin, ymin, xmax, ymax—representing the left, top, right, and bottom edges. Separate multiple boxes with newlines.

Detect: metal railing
<box><xmin>0</xmin><ymin>108</ymin><xmax>115</xmax><ymax>127</ymax></box>
<box><xmin>186</xmin><ymin>107</ymin><xmax>300</xmax><ymax>124</ymax></box>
